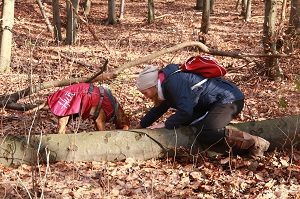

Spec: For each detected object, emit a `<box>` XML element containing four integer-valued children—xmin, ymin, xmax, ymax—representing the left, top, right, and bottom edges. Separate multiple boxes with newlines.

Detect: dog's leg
<box><xmin>94</xmin><ymin>109</ymin><xmax>106</xmax><ymax>131</ymax></box>
<box><xmin>57</xmin><ymin>116</ymin><xmax>69</xmax><ymax>134</ymax></box>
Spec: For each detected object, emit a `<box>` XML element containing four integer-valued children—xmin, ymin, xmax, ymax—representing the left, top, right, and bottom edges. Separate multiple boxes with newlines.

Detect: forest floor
<box><xmin>0</xmin><ymin>0</ymin><xmax>299</xmax><ymax>198</ymax></box>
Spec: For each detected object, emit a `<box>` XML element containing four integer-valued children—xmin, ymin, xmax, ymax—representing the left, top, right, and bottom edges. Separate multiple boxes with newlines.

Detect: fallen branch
<box><xmin>113</xmin><ymin>41</ymin><xmax>298</xmax><ymax>75</ymax></box>
<box><xmin>2</xmin><ymin>41</ymin><xmax>297</xmax><ymax>111</ymax></box>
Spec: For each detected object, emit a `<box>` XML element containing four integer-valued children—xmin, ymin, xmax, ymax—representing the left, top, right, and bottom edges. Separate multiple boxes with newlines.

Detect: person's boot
<box><xmin>225</xmin><ymin>127</ymin><xmax>270</xmax><ymax>157</ymax></box>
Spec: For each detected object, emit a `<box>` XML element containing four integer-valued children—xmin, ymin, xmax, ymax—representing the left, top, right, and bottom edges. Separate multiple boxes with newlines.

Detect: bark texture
<box><xmin>0</xmin><ymin>115</ymin><xmax>299</xmax><ymax>166</ymax></box>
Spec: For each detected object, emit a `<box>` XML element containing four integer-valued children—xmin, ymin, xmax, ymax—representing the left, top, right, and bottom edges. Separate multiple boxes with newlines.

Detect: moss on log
<box><xmin>0</xmin><ymin>115</ymin><xmax>299</xmax><ymax>166</ymax></box>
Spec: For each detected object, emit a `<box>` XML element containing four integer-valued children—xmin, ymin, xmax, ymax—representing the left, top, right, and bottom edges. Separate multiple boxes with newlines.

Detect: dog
<box><xmin>30</xmin><ymin>82</ymin><xmax>130</xmax><ymax>134</ymax></box>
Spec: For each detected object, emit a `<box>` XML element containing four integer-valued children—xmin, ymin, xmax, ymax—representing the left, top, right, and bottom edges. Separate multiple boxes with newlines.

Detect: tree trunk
<box><xmin>148</xmin><ymin>0</ymin><xmax>155</xmax><ymax>24</ymax></box>
<box><xmin>0</xmin><ymin>115</ymin><xmax>299</xmax><ymax>166</ymax></box>
<box><xmin>287</xmin><ymin>0</ymin><xmax>300</xmax><ymax>49</ymax></box>
<box><xmin>52</xmin><ymin>0</ymin><xmax>62</xmax><ymax>42</ymax></box>
<box><xmin>241</xmin><ymin>0</ymin><xmax>247</xmax><ymax>17</ymax></box>
<box><xmin>210</xmin><ymin>0</ymin><xmax>215</xmax><ymax>14</ymax></box>
<box><xmin>201</xmin><ymin>0</ymin><xmax>210</xmax><ymax>33</ymax></box>
<box><xmin>245</xmin><ymin>0</ymin><xmax>251</xmax><ymax>21</ymax></box>
<box><xmin>280</xmin><ymin>0</ymin><xmax>287</xmax><ymax>22</ymax></box>
<box><xmin>107</xmin><ymin>0</ymin><xmax>117</xmax><ymax>25</ymax></box>
<box><xmin>66</xmin><ymin>0</ymin><xmax>79</xmax><ymax>45</ymax></box>
<box><xmin>36</xmin><ymin>0</ymin><xmax>53</xmax><ymax>34</ymax></box>
<box><xmin>195</xmin><ymin>0</ymin><xmax>203</xmax><ymax>10</ymax></box>
<box><xmin>289</xmin><ymin>0</ymin><xmax>300</xmax><ymax>33</ymax></box>
<box><xmin>119</xmin><ymin>0</ymin><xmax>125</xmax><ymax>19</ymax></box>
<box><xmin>263</xmin><ymin>0</ymin><xmax>282</xmax><ymax>80</ymax></box>
<box><xmin>0</xmin><ymin>0</ymin><xmax>14</xmax><ymax>73</ymax></box>
<box><xmin>83</xmin><ymin>0</ymin><xmax>91</xmax><ymax>16</ymax></box>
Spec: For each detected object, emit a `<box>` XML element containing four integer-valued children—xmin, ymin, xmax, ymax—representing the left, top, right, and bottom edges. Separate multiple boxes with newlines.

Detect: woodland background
<box><xmin>0</xmin><ymin>0</ymin><xmax>299</xmax><ymax>198</ymax></box>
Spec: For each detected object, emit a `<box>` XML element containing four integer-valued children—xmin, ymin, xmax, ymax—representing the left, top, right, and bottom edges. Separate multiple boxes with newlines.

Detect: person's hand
<box><xmin>148</xmin><ymin>123</ymin><xmax>165</xmax><ymax>129</ymax></box>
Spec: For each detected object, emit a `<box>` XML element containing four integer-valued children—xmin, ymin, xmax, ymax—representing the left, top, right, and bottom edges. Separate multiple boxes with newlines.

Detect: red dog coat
<box><xmin>47</xmin><ymin>83</ymin><xmax>115</xmax><ymax>121</ymax></box>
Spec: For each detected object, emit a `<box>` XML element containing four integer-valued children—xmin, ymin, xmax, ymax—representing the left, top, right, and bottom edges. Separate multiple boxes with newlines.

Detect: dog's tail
<box><xmin>24</xmin><ymin>102</ymin><xmax>48</xmax><ymax>114</ymax></box>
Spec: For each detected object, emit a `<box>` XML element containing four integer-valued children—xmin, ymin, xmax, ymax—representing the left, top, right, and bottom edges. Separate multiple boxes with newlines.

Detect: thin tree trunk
<box><xmin>66</xmin><ymin>0</ymin><xmax>79</xmax><ymax>45</ymax></box>
<box><xmin>36</xmin><ymin>0</ymin><xmax>53</xmax><ymax>34</ymax></box>
<box><xmin>119</xmin><ymin>0</ymin><xmax>125</xmax><ymax>19</ymax></box>
<box><xmin>241</xmin><ymin>0</ymin><xmax>247</xmax><ymax>17</ymax></box>
<box><xmin>107</xmin><ymin>0</ymin><xmax>117</xmax><ymax>25</ymax></box>
<box><xmin>83</xmin><ymin>0</ymin><xmax>91</xmax><ymax>16</ymax></box>
<box><xmin>263</xmin><ymin>0</ymin><xmax>282</xmax><ymax>80</ymax></box>
<box><xmin>148</xmin><ymin>0</ymin><xmax>155</xmax><ymax>24</ymax></box>
<box><xmin>210</xmin><ymin>0</ymin><xmax>215</xmax><ymax>14</ymax></box>
<box><xmin>201</xmin><ymin>0</ymin><xmax>210</xmax><ymax>33</ymax></box>
<box><xmin>0</xmin><ymin>0</ymin><xmax>14</xmax><ymax>73</ymax></box>
<box><xmin>280</xmin><ymin>0</ymin><xmax>287</xmax><ymax>22</ymax></box>
<box><xmin>195</xmin><ymin>0</ymin><xmax>203</xmax><ymax>10</ymax></box>
<box><xmin>52</xmin><ymin>0</ymin><xmax>62</xmax><ymax>42</ymax></box>
<box><xmin>245</xmin><ymin>0</ymin><xmax>252</xmax><ymax>21</ymax></box>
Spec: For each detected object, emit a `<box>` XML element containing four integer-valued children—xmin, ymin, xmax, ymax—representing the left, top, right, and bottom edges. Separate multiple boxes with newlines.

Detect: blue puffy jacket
<box><xmin>140</xmin><ymin>64</ymin><xmax>244</xmax><ymax>129</ymax></box>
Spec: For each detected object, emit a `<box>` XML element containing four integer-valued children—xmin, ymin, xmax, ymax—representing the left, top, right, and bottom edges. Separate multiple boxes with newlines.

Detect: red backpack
<box><xmin>180</xmin><ymin>56</ymin><xmax>226</xmax><ymax>78</ymax></box>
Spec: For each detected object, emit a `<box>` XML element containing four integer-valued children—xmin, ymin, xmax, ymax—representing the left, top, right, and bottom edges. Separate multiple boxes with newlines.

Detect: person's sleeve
<box><xmin>140</xmin><ymin>101</ymin><xmax>170</xmax><ymax>128</ymax></box>
<box><xmin>164</xmin><ymin>77</ymin><xmax>194</xmax><ymax>129</ymax></box>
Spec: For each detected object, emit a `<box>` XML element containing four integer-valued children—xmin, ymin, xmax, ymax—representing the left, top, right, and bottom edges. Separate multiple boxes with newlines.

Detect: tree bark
<box><xmin>119</xmin><ymin>0</ymin><xmax>125</xmax><ymax>19</ymax></box>
<box><xmin>287</xmin><ymin>0</ymin><xmax>300</xmax><ymax>49</ymax></box>
<box><xmin>107</xmin><ymin>0</ymin><xmax>117</xmax><ymax>25</ymax></box>
<box><xmin>66</xmin><ymin>0</ymin><xmax>79</xmax><ymax>45</ymax></box>
<box><xmin>288</xmin><ymin>0</ymin><xmax>300</xmax><ymax>33</ymax></box>
<box><xmin>83</xmin><ymin>0</ymin><xmax>91</xmax><ymax>16</ymax></box>
<box><xmin>0</xmin><ymin>115</ymin><xmax>299</xmax><ymax>166</ymax></box>
<box><xmin>148</xmin><ymin>0</ymin><xmax>155</xmax><ymax>24</ymax></box>
<box><xmin>195</xmin><ymin>0</ymin><xmax>203</xmax><ymax>10</ymax></box>
<box><xmin>201</xmin><ymin>0</ymin><xmax>210</xmax><ymax>33</ymax></box>
<box><xmin>52</xmin><ymin>0</ymin><xmax>62</xmax><ymax>42</ymax></box>
<box><xmin>241</xmin><ymin>0</ymin><xmax>247</xmax><ymax>17</ymax></box>
<box><xmin>0</xmin><ymin>0</ymin><xmax>14</xmax><ymax>73</ymax></box>
<box><xmin>245</xmin><ymin>0</ymin><xmax>252</xmax><ymax>21</ymax></box>
<box><xmin>36</xmin><ymin>0</ymin><xmax>53</xmax><ymax>34</ymax></box>
<box><xmin>263</xmin><ymin>0</ymin><xmax>282</xmax><ymax>80</ymax></box>
<box><xmin>210</xmin><ymin>0</ymin><xmax>215</xmax><ymax>14</ymax></box>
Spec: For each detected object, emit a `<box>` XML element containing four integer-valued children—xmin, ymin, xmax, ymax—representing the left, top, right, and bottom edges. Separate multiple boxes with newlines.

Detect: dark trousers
<box><xmin>194</xmin><ymin>99</ymin><xmax>244</xmax><ymax>146</ymax></box>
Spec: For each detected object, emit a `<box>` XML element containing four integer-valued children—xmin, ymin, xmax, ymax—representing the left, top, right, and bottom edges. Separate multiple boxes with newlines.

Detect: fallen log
<box><xmin>0</xmin><ymin>115</ymin><xmax>299</xmax><ymax>166</ymax></box>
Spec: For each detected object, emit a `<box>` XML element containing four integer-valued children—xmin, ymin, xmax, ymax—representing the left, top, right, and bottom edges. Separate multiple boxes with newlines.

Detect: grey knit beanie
<box><xmin>136</xmin><ymin>65</ymin><xmax>158</xmax><ymax>91</ymax></box>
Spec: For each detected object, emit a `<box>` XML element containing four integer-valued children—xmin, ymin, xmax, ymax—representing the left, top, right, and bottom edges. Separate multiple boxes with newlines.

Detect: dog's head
<box><xmin>113</xmin><ymin>103</ymin><xmax>130</xmax><ymax>130</ymax></box>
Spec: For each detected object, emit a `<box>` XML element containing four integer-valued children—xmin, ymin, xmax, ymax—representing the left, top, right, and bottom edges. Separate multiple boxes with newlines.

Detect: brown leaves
<box><xmin>0</xmin><ymin>151</ymin><xmax>299</xmax><ymax>198</ymax></box>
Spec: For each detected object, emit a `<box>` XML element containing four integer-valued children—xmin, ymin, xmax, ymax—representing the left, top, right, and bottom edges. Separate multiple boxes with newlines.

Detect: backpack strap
<box><xmin>104</xmin><ymin>88</ymin><xmax>119</xmax><ymax>123</ymax></box>
<box><xmin>93</xmin><ymin>86</ymin><xmax>105</xmax><ymax>119</ymax></box>
<box><xmin>191</xmin><ymin>78</ymin><xmax>208</xmax><ymax>90</ymax></box>
<box><xmin>88</xmin><ymin>83</ymin><xmax>94</xmax><ymax>94</ymax></box>
<box><xmin>160</xmin><ymin>68</ymin><xmax>208</xmax><ymax>90</ymax></box>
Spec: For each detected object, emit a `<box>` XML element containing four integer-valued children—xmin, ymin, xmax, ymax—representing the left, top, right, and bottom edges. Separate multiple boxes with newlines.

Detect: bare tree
<box><xmin>66</xmin><ymin>0</ymin><xmax>79</xmax><ymax>44</ymax></box>
<box><xmin>119</xmin><ymin>0</ymin><xmax>125</xmax><ymax>19</ymax></box>
<box><xmin>245</xmin><ymin>0</ymin><xmax>252</xmax><ymax>21</ymax></box>
<box><xmin>148</xmin><ymin>0</ymin><xmax>155</xmax><ymax>23</ymax></box>
<box><xmin>263</xmin><ymin>0</ymin><xmax>282</xmax><ymax>80</ymax></box>
<box><xmin>286</xmin><ymin>0</ymin><xmax>300</xmax><ymax>50</ymax></box>
<box><xmin>83</xmin><ymin>0</ymin><xmax>91</xmax><ymax>16</ymax></box>
<box><xmin>201</xmin><ymin>0</ymin><xmax>210</xmax><ymax>33</ymax></box>
<box><xmin>36</xmin><ymin>0</ymin><xmax>53</xmax><ymax>34</ymax></box>
<box><xmin>196</xmin><ymin>0</ymin><xmax>203</xmax><ymax>10</ymax></box>
<box><xmin>107</xmin><ymin>0</ymin><xmax>117</xmax><ymax>25</ymax></box>
<box><xmin>52</xmin><ymin>0</ymin><xmax>62</xmax><ymax>42</ymax></box>
<box><xmin>0</xmin><ymin>0</ymin><xmax>15</xmax><ymax>73</ymax></box>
